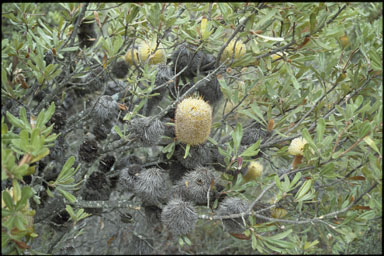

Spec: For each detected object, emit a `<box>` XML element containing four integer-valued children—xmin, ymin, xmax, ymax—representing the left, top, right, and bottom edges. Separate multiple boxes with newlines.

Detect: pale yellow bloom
<box><xmin>288</xmin><ymin>137</ymin><xmax>307</xmax><ymax>156</ymax></box>
<box><xmin>243</xmin><ymin>161</ymin><xmax>263</xmax><ymax>182</ymax></box>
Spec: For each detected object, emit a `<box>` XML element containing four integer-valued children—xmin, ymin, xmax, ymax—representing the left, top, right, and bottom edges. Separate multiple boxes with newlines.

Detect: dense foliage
<box><xmin>1</xmin><ymin>3</ymin><xmax>382</xmax><ymax>254</ymax></box>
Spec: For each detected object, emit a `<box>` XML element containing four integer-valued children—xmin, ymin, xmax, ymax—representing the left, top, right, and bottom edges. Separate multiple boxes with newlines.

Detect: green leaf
<box><xmin>19</xmin><ymin>107</ymin><xmax>30</xmax><ymax>131</ymax></box>
<box><xmin>46</xmin><ymin>187</ymin><xmax>54</xmax><ymax>197</ymax></box>
<box><xmin>31</xmin><ymin>148</ymin><xmax>50</xmax><ymax>163</ymax></box>
<box><xmin>113</xmin><ymin>125</ymin><xmax>124</xmax><ymax>139</ymax></box>
<box><xmin>290</xmin><ymin>172</ymin><xmax>302</xmax><ymax>190</ymax></box>
<box><xmin>15</xmin><ymin>186</ymin><xmax>33</xmax><ymax>211</ymax></box>
<box><xmin>301</xmin><ymin>128</ymin><xmax>317</xmax><ymax>152</ymax></box>
<box><xmin>178</xmin><ymin>237</ymin><xmax>185</xmax><ymax>247</ymax></box>
<box><xmin>240</xmin><ymin>140</ymin><xmax>261</xmax><ymax>157</ymax></box>
<box><xmin>43</xmin><ymin>102</ymin><xmax>55</xmax><ymax>125</ymax></box>
<box><xmin>184</xmin><ymin>144</ymin><xmax>191</xmax><ymax>159</ymax></box>
<box><xmin>295</xmin><ymin>179</ymin><xmax>312</xmax><ymax>201</ymax></box>
<box><xmin>274</xmin><ymin>175</ymin><xmax>282</xmax><ymax>191</ymax></box>
<box><xmin>285</xmin><ymin>64</ymin><xmax>300</xmax><ymax>90</ymax></box>
<box><xmin>268</xmin><ymin>229</ymin><xmax>293</xmax><ymax>240</ymax></box>
<box><xmin>183</xmin><ymin>236</ymin><xmax>192</xmax><ymax>246</ymax></box>
<box><xmin>61</xmin><ymin>46</ymin><xmax>79</xmax><ymax>52</ymax></box>
<box><xmin>6</xmin><ymin>111</ymin><xmax>25</xmax><ymax>129</ymax></box>
<box><xmin>232</xmin><ymin>123</ymin><xmax>243</xmax><ymax>154</ymax></box>
<box><xmin>14</xmin><ymin>215</ymin><xmax>27</xmax><ymax>231</ymax></box>
<box><xmin>2</xmin><ymin>190</ymin><xmax>14</xmax><ymax>210</ymax></box>
<box><xmin>316</xmin><ymin>118</ymin><xmax>325</xmax><ymax>143</ymax></box>
<box><xmin>57</xmin><ymin>187</ymin><xmax>77</xmax><ymax>203</ymax></box>
<box><xmin>363</xmin><ymin>136</ymin><xmax>381</xmax><ymax>157</ymax></box>
<box><xmin>250</xmin><ymin>103</ymin><xmax>267</xmax><ymax>125</ymax></box>
<box><xmin>65</xmin><ymin>204</ymin><xmax>76</xmax><ymax>219</ymax></box>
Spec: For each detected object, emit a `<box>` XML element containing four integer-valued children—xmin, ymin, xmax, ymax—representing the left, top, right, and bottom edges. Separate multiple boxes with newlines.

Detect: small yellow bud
<box><xmin>243</xmin><ymin>161</ymin><xmax>263</xmax><ymax>182</ymax></box>
<box><xmin>339</xmin><ymin>35</ymin><xmax>349</xmax><ymax>48</ymax></box>
<box><xmin>220</xmin><ymin>40</ymin><xmax>246</xmax><ymax>62</ymax></box>
<box><xmin>125</xmin><ymin>41</ymin><xmax>166</xmax><ymax>65</ymax></box>
<box><xmin>271</xmin><ymin>207</ymin><xmax>288</xmax><ymax>219</ymax></box>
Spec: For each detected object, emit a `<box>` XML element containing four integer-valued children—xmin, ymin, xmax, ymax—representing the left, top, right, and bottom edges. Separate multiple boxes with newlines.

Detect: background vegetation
<box><xmin>2</xmin><ymin>2</ymin><xmax>382</xmax><ymax>254</ymax></box>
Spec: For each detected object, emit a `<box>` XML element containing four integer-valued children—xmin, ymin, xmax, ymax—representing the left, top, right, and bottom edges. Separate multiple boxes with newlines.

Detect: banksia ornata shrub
<box><xmin>217</xmin><ymin>197</ymin><xmax>249</xmax><ymax>234</ymax></box>
<box><xmin>133</xmin><ymin>168</ymin><xmax>171</xmax><ymax>206</ymax></box>
<box><xmin>175</xmin><ymin>97</ymin><xmax>212</xmax><ymax>146</ymax></box>
<box><xmin>161</xmin><ymin>198</ymin><xmax>198</xmax><ymax>236</ymax></box>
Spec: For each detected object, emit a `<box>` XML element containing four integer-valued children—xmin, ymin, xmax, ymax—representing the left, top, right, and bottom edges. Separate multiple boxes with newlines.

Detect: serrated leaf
<box><xmin>6</xmin><ymin>111</ymin><xmax>25</xmax><ymax>129</ymax></box>
<box><xmin>57</xmin><ymin>187</ymin><xmax>77</xmax><ymax>203</ymax></box>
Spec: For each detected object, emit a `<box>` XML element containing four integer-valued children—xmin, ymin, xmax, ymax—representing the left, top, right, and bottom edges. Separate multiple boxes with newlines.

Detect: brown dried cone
<box><xmin>174</xmin><ymin>143</ymin><xmax>212</xmax><ymax>169</ymax></box>
<box><xmin>111</xmin><ymin>60</ymin><xmax>129</xmax><ymax>79</ymax></box>
<box><xmin>172</xmin><ymin>167</ymin><xmax>219</xmax><ymax>205</ymax></box>
<box><xmin>161</xmin><ymin>198</ymin><xmax>198</xmax><ymax>236</ymax></box>
<box><xmin>78</xmin><ymin>18</ymin><xmax>98</xmax><ymax>48</ymax></box>
<box><xmin>48</xmin><ymin>107</ymin><xmax>67</xmax><ymax>133</ymax></box>
<box><xmin>83</xmin><ymin>171</ymin><xmax>112</xmax><ymax>214</ymax></box>
<box><xmin>79</xmin><ymin>139</ymin><xmax>99</xmax><ymax>163</ymax></box>
<box><xmin>241</xmin><ymin>122</ymin><xmax>268</xmax><ymax>145</ymax></box>
<box><xmin>171</xmin><ymin>43</ymin><xmax>215</xmax><ymax>82</ymax></box>
<box><xmin>217</xmin><ymin>197</ymin><xmax>249</xmax><ymax>234</ymax></box>
<box><xmin>194</xmin><ymin>75</ymin><xmax>223</xmax><ymax>107</ymax></box>
<box><xmin>133</xmin><ymin>168</ymin><xmax>172</xmax><ymax>206</ymax></box>
<box><xmin>99</xmin><ymin>155</ymin><xmax>116</xmax><ymax>173</ymax></box>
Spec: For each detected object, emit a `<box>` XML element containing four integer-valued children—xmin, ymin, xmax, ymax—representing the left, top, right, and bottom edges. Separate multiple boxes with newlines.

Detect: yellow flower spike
<box><xmin>243</xmin><ymin>161</ymin><xmax>263</xmax><ymax>182</ymax></box>
<box><xmin>175</xmin><ymin>96</ymin><xmax>212</xmax><ymax>146</ymax></box>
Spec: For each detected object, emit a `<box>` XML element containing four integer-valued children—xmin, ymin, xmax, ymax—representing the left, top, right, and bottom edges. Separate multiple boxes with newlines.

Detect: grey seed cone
<box><xmin>130</xmin><ymin>117</ymin><xmax>165</xmax><ymax>146</ymax></box>
<box><xmin>133</xmin><ymin>168</ymin><xmax>171</xmax><ymax>206</ymax></box>
<box><xmin>174</xmin><ymin>167</ymin><xmax>218</xmax><ymax>205</ymax></box>
<box><xmin>217</xmin><ymin>197</ymin><xmax>249</xmax><ymax>234</ymax></box>
<box><xmin>93</xmin><ymin>95</ymin><xmax>118</xmax><ymax>123</ymax></box>
<box><xmin>161</xmin><ymin>198</ymin><xmax>198</xmax><ymax>236</ymax></box>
